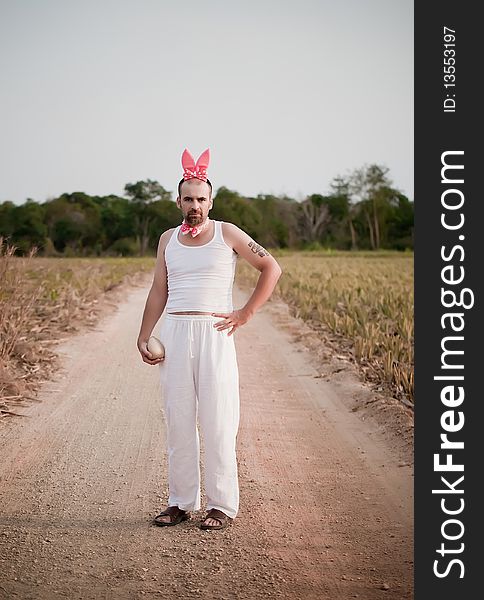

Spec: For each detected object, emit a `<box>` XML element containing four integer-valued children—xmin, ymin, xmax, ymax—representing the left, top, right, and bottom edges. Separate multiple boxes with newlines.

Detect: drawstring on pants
<box><xmin>189</xmin><ymin>320</ymin><xmax>194</xmax><ymax>359</ymax></box>
<box><xmin>165</xmin><ymin>313</ymin><xmax>219</xmax><ymax>360</ymax></box>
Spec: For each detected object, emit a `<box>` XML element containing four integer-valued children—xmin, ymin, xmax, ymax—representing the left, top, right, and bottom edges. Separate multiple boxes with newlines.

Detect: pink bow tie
<box><xmin>180</xmin><ymin>220</ymin><xmax>209</xmax><ymax>238</ymax></box>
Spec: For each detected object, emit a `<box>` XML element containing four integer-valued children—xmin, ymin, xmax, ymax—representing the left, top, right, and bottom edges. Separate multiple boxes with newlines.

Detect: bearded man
<box><xmin>137</xmin><ymin>148</ymin><xmax>282</xmax><ymax>530</ymax></box>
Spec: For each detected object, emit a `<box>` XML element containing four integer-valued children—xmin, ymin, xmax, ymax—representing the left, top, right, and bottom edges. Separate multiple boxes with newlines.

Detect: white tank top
<box><xmin>164</xmin><ymin>220</ymin><xmax>237</xmax><ymax>312</ymax></box>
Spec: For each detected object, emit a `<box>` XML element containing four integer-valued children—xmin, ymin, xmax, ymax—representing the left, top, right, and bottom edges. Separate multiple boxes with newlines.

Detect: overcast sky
<box><xmin>0</xmin><ymin>0</ymin><xmax>413</xmax><ymax>205</ymax></box>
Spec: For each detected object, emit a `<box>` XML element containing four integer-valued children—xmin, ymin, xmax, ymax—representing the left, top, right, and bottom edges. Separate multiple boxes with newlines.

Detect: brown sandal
<box><xmin>153</xmin><ymin>506</ymin><xmax>190</xmax><ymax>527</ymax></box>
<box><xmin>200</xmin><ymin>508</ymin><xmax>233</xmax><ymax>530</ymax></box>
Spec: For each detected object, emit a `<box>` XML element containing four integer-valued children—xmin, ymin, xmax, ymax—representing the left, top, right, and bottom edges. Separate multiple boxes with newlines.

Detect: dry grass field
<box><xmin>0</xmin><ymin>238</ymin><xmax>153</xmax><ymax>416</ymax></box>
<box><xmin>236</xmin><ymin>250</ymin><xmax>414</xmax><ymax>407</ymax></box>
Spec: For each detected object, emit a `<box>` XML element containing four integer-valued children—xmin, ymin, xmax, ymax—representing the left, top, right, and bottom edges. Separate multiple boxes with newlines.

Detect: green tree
<box><xmin>210</xmin><ymin>187</ymin><xmax>262</xmax><ymax>240</ymax></box>
<box><xmin>94</xmin><ymin>195</ymin><xmax>136</xmax><ymax>253</ymax></box>
<box><xmin>147</xmin><ymin>199</ymin><xmax>183</xmax><ymax>253</ymax></box>
<box><xmin>124</xmin><ymin>180</ymin><xmax>172</xmax><ymax>255</ymax></box>
<box><xmin>0</xmin><ymin>201</ymin><xmax>17</xmax><ymax>239</ymax></box>
<box><xmin>44</xmin><ymin>192</ymin><xmax>102</xmax><ymax>254</ymax></box>
<box><xmin>348</xmin><ymin>164</ymin><xmax>393</xmax><ymax>250</ymax></box>
<box><xmin>386</xmin><ymin>192</ymin><xmax>414</xmax><ymax>249</ymax></box>
<box><xmin>251</xmin><ymin>194</ymin><xmax>290</xmax><ymax>248</ymax></box>
<box><xmin>330</xmin><ymin>176</ymin><xmax>361</xmax><ymax>249</ymax></box>
<box><xmin>12</xmin><ymin>199</ymin><xmax>47</xmax><ymax>254</ymax></box>
<box><xmin>298</xmin><ymin>194</ymin><xmax>331</xmax><ymax>244</ymax></box>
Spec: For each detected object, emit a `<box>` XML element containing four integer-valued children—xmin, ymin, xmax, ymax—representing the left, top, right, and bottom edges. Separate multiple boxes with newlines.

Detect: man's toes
<box><xmin>155</xmin><ymin>515</ymin><xmax>171</xmax><ymax>524</ymax></box>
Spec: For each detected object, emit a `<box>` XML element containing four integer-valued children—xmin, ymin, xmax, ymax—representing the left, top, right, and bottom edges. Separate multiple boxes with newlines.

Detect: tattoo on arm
<box><xmin>248</xmin><ymin>240</ymin><xmax>269</xmax><ymax>257</ymax></box>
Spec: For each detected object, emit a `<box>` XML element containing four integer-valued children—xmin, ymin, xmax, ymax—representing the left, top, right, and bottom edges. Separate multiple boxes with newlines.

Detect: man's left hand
<box><xmin>212</xmin><ymin>309</ymin><xmax>252</xmax><ymax>336</ymax></box>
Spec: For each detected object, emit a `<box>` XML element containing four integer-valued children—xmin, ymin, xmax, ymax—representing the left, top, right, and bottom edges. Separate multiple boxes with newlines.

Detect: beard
<box><xmin>185</xmin><ymin>211</ymin><xmax>204</xmax><ymax>225</ymax></box>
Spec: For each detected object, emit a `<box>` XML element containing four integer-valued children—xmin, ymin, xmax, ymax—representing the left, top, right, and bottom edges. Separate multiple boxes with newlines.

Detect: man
<box><xmin>137</xmin><ymin>148</ymin><xmax>282</xmax><ymax>530</ymax></box>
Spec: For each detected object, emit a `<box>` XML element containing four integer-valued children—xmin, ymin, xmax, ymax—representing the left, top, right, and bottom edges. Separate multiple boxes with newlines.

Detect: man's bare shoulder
<box><xmin>155</xmin><ymin>227</ymin><xmax>177</xmax><ymax>256</ymax></box>
<box><xmin>221</xmin><ymin>221</ymin><xmax>245</xmax><ymax>238</ymax></box>
<box><xmin>159</xmin><ymin>227</ymin><xmax>177</xmax><ymax>243</ymax></box>
<box><xmin>161</xmin><ymin>226</ymin><xmax>177</xmax><ymax>237</ymax></box>
<box><xmin>222</xmin><ymin>222</ymin><xmax>268</xmax><ymax>257</ymax></box>
<box><xmin>221</xmin><ymin>222</ymin><xmax>246</xmax><ymax>253</ymax></box>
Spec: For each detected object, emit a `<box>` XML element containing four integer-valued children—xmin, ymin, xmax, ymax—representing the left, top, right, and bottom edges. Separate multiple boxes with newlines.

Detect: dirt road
<box><xmin>0</xmin><ymin>277</ymin><xmax>413</xmax><ymax>599</ymax></box>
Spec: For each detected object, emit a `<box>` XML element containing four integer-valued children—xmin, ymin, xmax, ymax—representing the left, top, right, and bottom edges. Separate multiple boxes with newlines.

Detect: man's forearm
<box><xmin>242</xmin><ymin>264</ymin><xmax>282</xmax><ymax>316</ymax></box>
<box><xmin>138</xmin><ymin>288</ymin><xmax>167</xmax><ymax>341</ymax></box>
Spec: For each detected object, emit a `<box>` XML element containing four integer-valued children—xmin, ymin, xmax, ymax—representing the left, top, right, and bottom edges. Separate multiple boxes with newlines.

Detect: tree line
<box><xmin>0</xmin><ymin>164</ymin><xmax>413</xmax><ymax>256</ymax></box>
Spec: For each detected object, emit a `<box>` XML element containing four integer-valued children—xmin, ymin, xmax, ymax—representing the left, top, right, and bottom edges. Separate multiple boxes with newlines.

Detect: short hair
<box><xmin>177</xmin><ymin>178</ymin><xmax>213</xmax><ymax>198</ymax></box>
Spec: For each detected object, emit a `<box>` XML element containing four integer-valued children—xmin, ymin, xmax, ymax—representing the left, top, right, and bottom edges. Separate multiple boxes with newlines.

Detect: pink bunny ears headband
<box><xmin>181</xmin><ymin>148</ymin><xmax>210</xmax><ymax>182</ymax></box>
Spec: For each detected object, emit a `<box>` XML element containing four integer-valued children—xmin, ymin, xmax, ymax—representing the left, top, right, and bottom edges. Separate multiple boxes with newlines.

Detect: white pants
<box><xmin>158</xmin><ymin>313</ymin><xmax>240</xmax><ymax>519</ymax></box>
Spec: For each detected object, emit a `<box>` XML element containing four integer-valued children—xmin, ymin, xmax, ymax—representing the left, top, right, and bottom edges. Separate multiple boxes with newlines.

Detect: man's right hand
<box><xmin>137</xmin><ymin>338</ymin><xmax>165</xmax><ymax>365</ymax></box>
